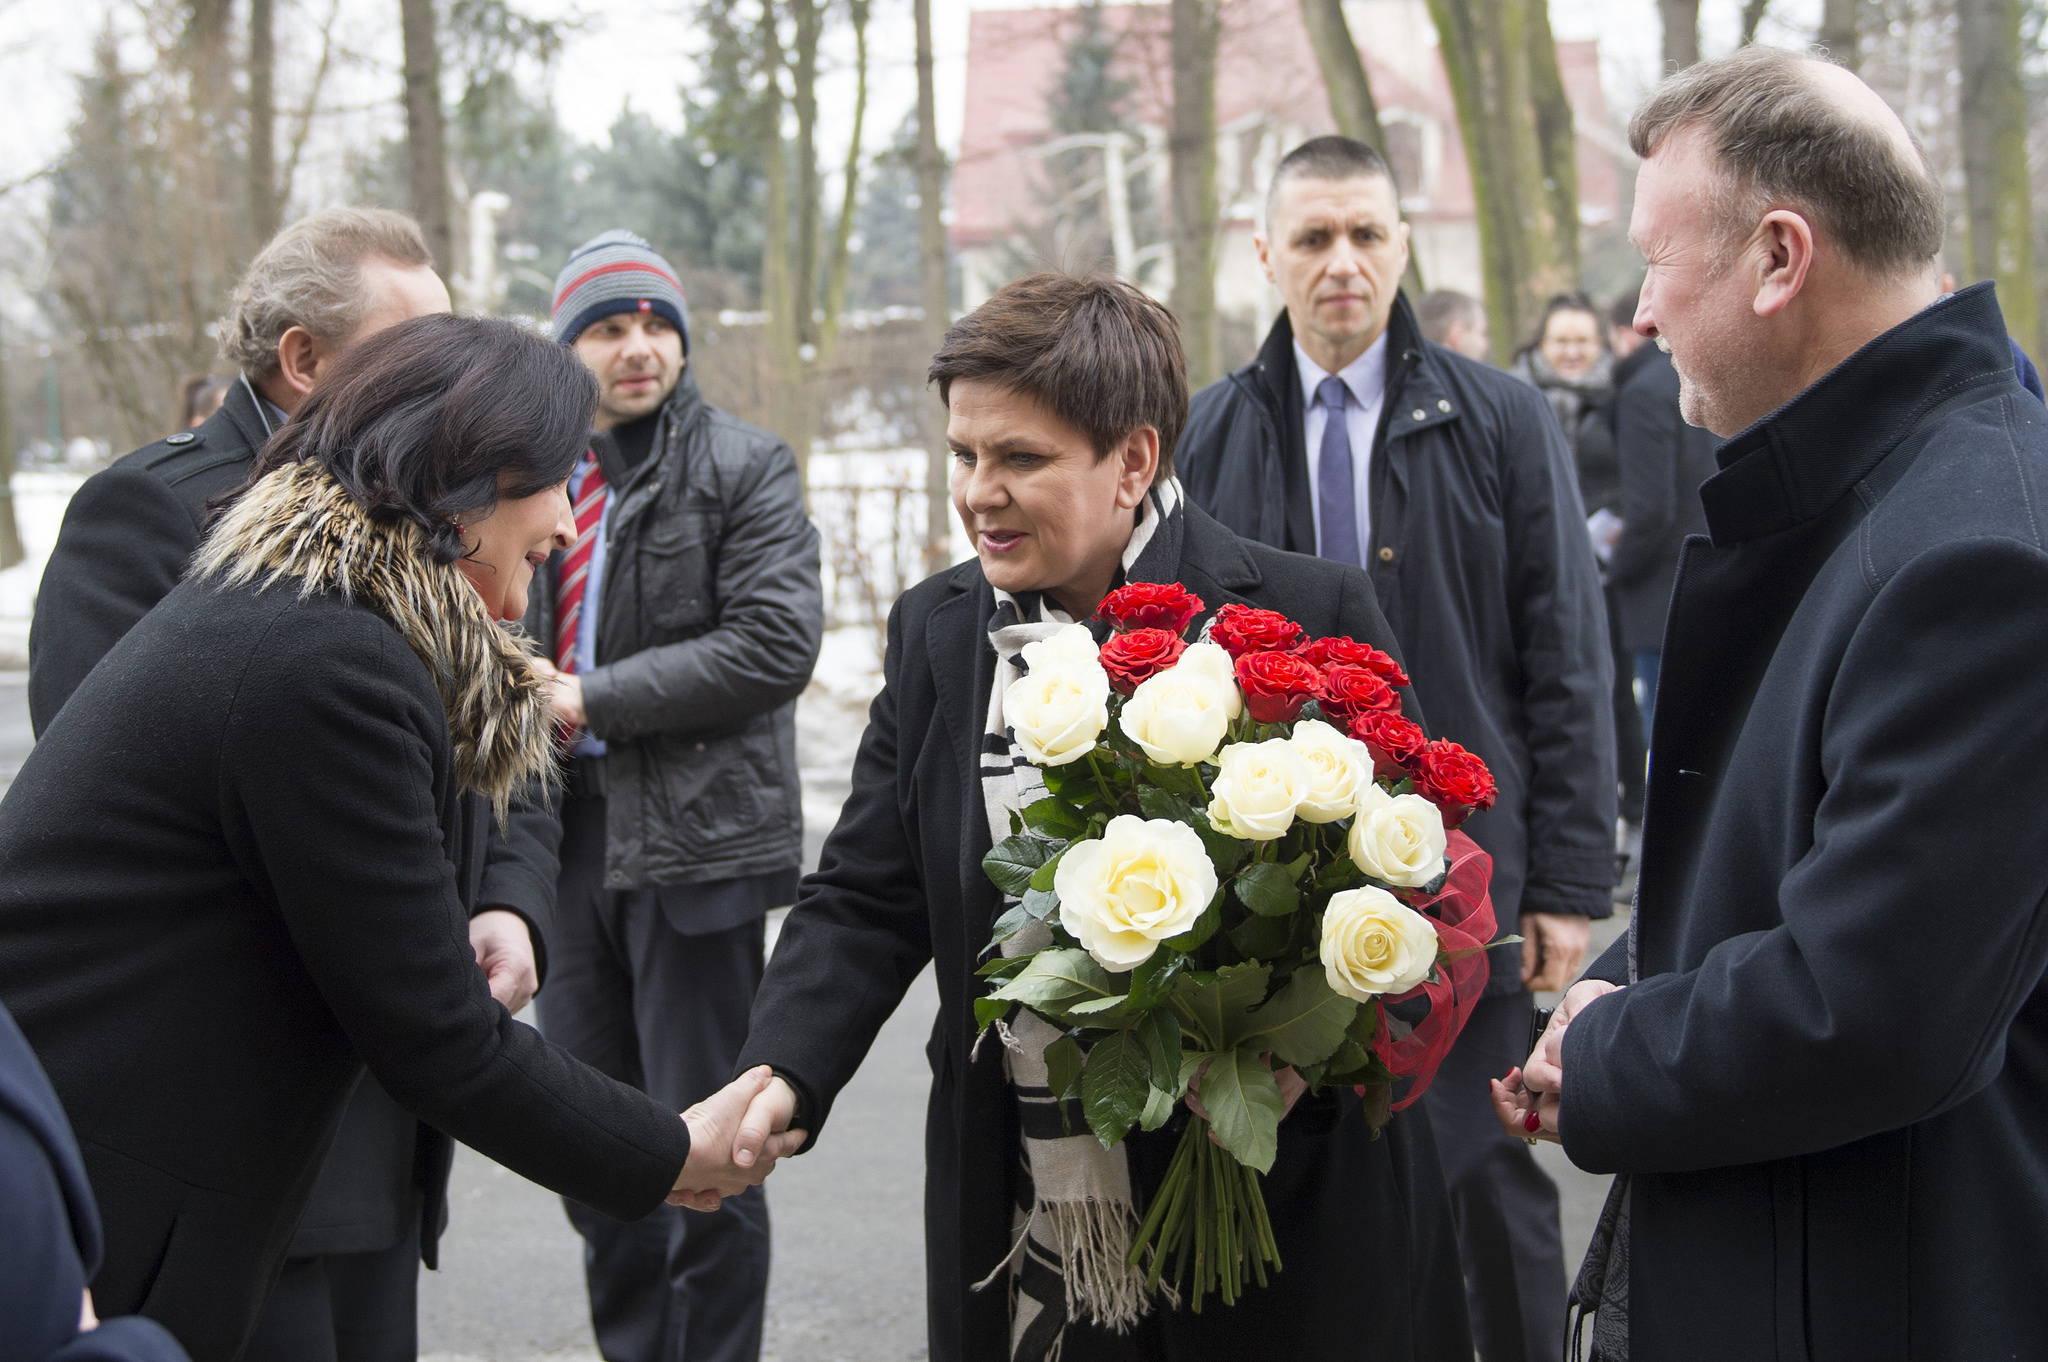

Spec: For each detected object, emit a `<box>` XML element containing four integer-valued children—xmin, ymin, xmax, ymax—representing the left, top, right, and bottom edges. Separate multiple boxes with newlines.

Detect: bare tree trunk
<box><xmin>400</xmin><ymin>0</ymin><xmax>453</xmax><ymax>274</ymax></box>
<box><xmin>1818</xmin><ymin>0</ymin><xmax>1860</xmax><ymax>70</ymax></box>
<box><xmin>1738</xmin><ymin>0</ymin><xmax>1771</xmax><ymax>45</ymax></box>
<box><xmin>1170</xmin><ymin>0</ymin><xmax>1221</xmax><ymax>389</ymax></box>
<box><xmin>1659</xmin><ymin>0</ymin><xmax>1700</xmax><ymax>70</ymax></box>
<box><xmin>1526</xmin><ymin>0</ymin><xmax>1579</xmax><ymax>287</ymax></box>
<box><xmin>1298</xmin><ymin>0</ymin><xmax>1425</xmax><ymax>295</ymax></box>
<box><xmin>1958</xmin><ymin>0</ymin><xmax>2041</xmax><ymax>357</ymax></box>
<box><xmin>248</xmin><ymin>0</ymin><xmax>278</xmax><ymax>240</ymax></box>
<box><xmin>757</xmin><ymin>4</ymin><xmax>808</xmax><ymax>485</ymax></box>
<box><xmin>791</xmin><ymin>0</ymin><xmax>822</xmax><ymax>354</ymax></box>
<box><xmin>0</xmin><ymin>319</ymin><xmax>24</xmax><ymax>570</ymax></box>
<box><xmin>914</xmin><ymin>0</ymin><xmax>952</xmax><ymax>573</ymax></box>
<box><xmin>1427</xmin><ymin>0</ymin><xmax>1572</xmax><ymax>360</ymax></box>
<box><xmin>819</xmin><ymin>0</ymin><xmax>870</xmax><ymax>359</ymax></box>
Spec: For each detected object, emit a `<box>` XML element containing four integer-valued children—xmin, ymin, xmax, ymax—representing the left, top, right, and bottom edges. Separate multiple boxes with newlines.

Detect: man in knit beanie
<box><xmin>527</xmin><ymin>230</ymin><xmax>822</xmax><ymax>1362</ymax></box>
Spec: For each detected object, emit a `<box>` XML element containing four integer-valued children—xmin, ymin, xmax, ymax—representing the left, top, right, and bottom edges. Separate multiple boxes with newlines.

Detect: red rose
<box><xmin>1318</xmin><ymin>665</ymin><xmax>1401</xmax><ymax>729</ymax></box>
<box><xmin>1207</xmin><ymin>603</ymin><xmax>1305</xmax><ymax>658</ymax></box>
<box><xmin>1410</xmin><ymin>740</ymin><xmax>1499</xmax><ymax>828</ymax></box>
<box><xmin>1096</xmin><ymin>582</ymin><xmax>1204</xmax><ymax>635</ymax></box>
<box><xmin>1234</xmin><ymin>650</ymin><xmax>1324</xmax><ymax>724</ymax></box>
<box><xmin>1296</xmin><ymin>635</ymin><xmax>1410</xmax><ymax>688</ymax></box>
<box><xmin>1349</xmin><ymin>710</ymin><xmax>1427</xmax><ymax>777</ymax></box>
<box><xmin>1098</xmin><ymin>628</ymin><xmax>1188</xmax><ymax>696</ymax></box>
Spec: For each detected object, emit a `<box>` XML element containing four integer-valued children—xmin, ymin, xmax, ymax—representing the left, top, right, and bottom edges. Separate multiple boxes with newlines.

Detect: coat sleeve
<box><xmin>579</xmin><ymin>441</ymin><xmax>823</xmax><ymax>741</ymax></box>
<box><xmin>1608</xmin><ymin>368</ymin><xmax>1681</xmax><ymax>590</ymax></box>
<box><xmin>1561</xmin><ymin>538</ymin><xmax>2048</xmax><ymax>1174</ymax></box>
<box><xmin>218</xmin><ymin>622</ymin><xmax>690</xmax><ymax>1221</ymax></box>
<box><xmin>1498</xmin><ymin>386</ymin><xmax>1619</xmax><ymax>916</ymax></box>
<box><xmin>477</xmin><ymin>787</ymin><xmax>562</xmax><ymax>982</ymax></box>
<box><xmin>27</xmin><ymin>465</ymin><xmax>198</xmax><ymax>737</ymax></box>
<box><xmin>734</xmin><ymin>595</ymin><xmax>935</xmax><ymax>1146</ymax></box>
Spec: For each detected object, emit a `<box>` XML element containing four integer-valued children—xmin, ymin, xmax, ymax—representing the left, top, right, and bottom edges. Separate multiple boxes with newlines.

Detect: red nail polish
<box><xmin>1524</xmin><ymin>1111</ymin><xmax>1542</xmax><ymax>1133</ymax></box>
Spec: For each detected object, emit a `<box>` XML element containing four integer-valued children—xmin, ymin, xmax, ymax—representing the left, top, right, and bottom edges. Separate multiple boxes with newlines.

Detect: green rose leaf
<box><xmin>1064</xmin><ymin>993</ymin><xmax>1133</xmax><ymax>1017</ymax></box>
<box><xmin>974</xmin><ymin>996</ymin><xmax>1013</xmax><ymax>1031</ymax></box>
<box><xmin>1230</xmin><ymin>966</ymin><xmax>1358</xmax><ymax>1068</ymax></box>
<box><xmin>1171</xmin><ymin>962</ymin><xmax>1272</xmax><ymax>1051</ymax></box>
<box><xmin>1234</xmin><ymin>861</ymin><xmax>1300</xmax><ymax>917</ymax></box>
<box><xmin>1136</xmin><ymin>1007</ymin><xmax>1186</xmax><ymax>1096</ymax></box>
<box><xmin>1023</xmin><ymin>796</ymin><xmax>1090</xmax><ymax>840</ymax></box>
<box><xmin>974</xmin><ymin>953</ymin><xmax>1030</xmax><ymax>980</ymax></box>
<box><xmin>986</xmin><ymin>948</ymin><xmax>1115</xmax><ymax>1008</ymax></box>
<box><xmin>1081</xmin><ymin>1029</ymin><xmax>1152</xmax><ymax>1147</ymax></box>
<box><xmin>1020</xmin><ymin>886</ymin><xmax>1061</xmax><ymax>921</ymax></box>
<box><xmin>1146</xmin><ymin>761</ymin><xmax>1207</xmax><ymax>800</ymax></box>
<box><xmin>986</xmin><ymin>903</ymin><xmax>1033</xmax><ymax>949</ymax></box>
<box><xmin>1127</xmin><ymin>949</ymin><xmax>1185</xmax><ymax>1012</ymax></box>
<box><xmin>1135</xmin><ymin>785</ymin><xmax>1196</xmax><ymax>824</ymax></box>
<box><xmin>1191</xmin><ymin>810</ymin><xmax>1250</xmax><ymax>874</ymax></box>
<box><xmin>1044</xmin><ymin>1034</ymin><xmax>1086</xmax><ymax>1105</ymax></box>
<box><xmin>1163</xmin><ymin>891</ymin><xmax>1222</xmax><ymax>953</ymax></box>
<box><xmin>1139</xmin><ymin>1083</ymin><xmax>1177</xmax><ymax>1131</ymax></box>
<box><xmin>1029</xmin><ymin>846</ymin><xmax>1069</xmax><ymax>894</ymax></box>
<box><xmin>984</xmin><ymin>835</ymin><xmax>1052</xmax><ymax>897</ymax></box>
<box><xmin>1198</xmin><ymin>1048</ymin><xmax>1285</xmax><ymax>1172</ymax></box>
<box><xmin>1346</xmin><ymin>999</ymin><xmax>1382</xmax><ymax>1048</ymax></box>
<box><xmin>1227</xmin><ymin>911</ymin><xmax>1294</xmax><ymax>960</ymax></box>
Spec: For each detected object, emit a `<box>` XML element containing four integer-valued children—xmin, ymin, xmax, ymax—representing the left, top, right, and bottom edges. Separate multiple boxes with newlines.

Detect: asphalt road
<box><xmin>0</xmin><ymin>673</ymin><xmax>1620</xmax><ymax>1361</ymax></box>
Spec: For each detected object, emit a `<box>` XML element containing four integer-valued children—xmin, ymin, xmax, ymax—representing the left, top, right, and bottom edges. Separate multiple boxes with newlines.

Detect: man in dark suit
<box><xmin>1177</xmin><ymin>137</ymin><xmax>1617</xmax><ymax>1362</ymax></box>
<box><xmin>1502</xmin><ymin>49</ymin><xmax>2048</xmax><ymax>1358</ymax></box>
<box><xmin>26</xmin><ymin>208</ymin><xmax>557</xmax><ymax>1362</ymax></box>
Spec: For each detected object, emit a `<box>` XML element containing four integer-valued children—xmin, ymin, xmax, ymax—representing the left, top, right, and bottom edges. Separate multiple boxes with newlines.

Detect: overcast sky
<box><xmin>0</xmin><ymin>0</ymin><xmax>1828</xmax><ymax>236</ymax></box>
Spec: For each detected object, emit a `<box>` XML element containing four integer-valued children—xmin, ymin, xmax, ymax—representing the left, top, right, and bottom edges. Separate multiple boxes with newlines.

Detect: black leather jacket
<box><xmin>525</xmin><ymin>370</ymin><xmax>823</xmax><ymax>890</ymax></box>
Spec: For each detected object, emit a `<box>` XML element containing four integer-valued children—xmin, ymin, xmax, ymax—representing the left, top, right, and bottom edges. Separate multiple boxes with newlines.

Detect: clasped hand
<box><xmin>668</xmin><ymin>1067</ymin><xmax>808</xmax><ymax>1212</ymax></box>
<box><xmin>1489</xmin><ymin>978</ymin><xmax>1621</xmax><ymax>1144</ymax></box>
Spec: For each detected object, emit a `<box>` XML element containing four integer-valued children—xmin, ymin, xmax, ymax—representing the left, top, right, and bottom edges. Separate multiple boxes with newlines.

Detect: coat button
<box><xmin>1437</xmin><ymin>399</ymin><xmax>1452</xmax><ymax>413</ymax></box>
<box><xmin>1378</xmin><ymin>546</ymin><xmax>1396</xmax><ymax>563</ymax></box>
<box><xmin>695</xmin><ymin>741</ymin><xmax>706</xmax><ymax>752</ymax></box>
<box><xmin>606</xmin><ymin>871</ymin><xmax>626</xmax><ymax>886</ymax></box>
<box><xmin>166</xmin><ymin>431</ymin><xmax>195</xmax><ymax>445</ymax></box>
<box><xmin>1410</xmin><ymin>408</ymin><xmax>1426</xmax><ymax>422</ymax></box>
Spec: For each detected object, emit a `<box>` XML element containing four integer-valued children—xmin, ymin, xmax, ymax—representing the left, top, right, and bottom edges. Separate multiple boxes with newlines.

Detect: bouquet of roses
<box><xmin>975</xmin><ymin>583</ymin><xmax>1503</xmax><ymax>1311</ymax></box>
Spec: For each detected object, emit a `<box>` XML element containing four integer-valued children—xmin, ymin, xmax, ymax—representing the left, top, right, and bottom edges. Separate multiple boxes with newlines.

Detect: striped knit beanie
<box><xmin>551</xmin><ymin>230</ymin><xmax>690</xmax><ymax>349</ymax></box>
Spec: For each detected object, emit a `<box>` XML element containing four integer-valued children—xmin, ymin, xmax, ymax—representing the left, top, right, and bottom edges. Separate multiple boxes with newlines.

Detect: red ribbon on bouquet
<box><xmin>1368</xmin><ymin>829</ymin><xmax>1497</xmax><ymax>1109</ymax></box>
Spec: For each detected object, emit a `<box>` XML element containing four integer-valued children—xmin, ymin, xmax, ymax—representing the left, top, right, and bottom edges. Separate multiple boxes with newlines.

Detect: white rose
<box><xmin>1320</xmin><ymin>886</ymin><xmax>1439</xmax><ymax>1000</ymax></box>
<box><xmin>1287</xmin><ymin>719</ymin><xmax>1373</xmax><ymax>824</ymax></box>
<box><xmin>1055</xmin><ymin>815</ymin><xmax>1219</xmax><ymax>972</ymax></box>
<box><xmin>1122</xmin><ymin>645</ymin><xmax>1239</xmax><ymax>767</ymax></box>
<box><xmin>1005</xmin><ymin>630</ymin><xmax>1109</xmax><ymax>767</ymax></box>
<box><xmin>1206</xmin><ymin>739</ymin><xmax>1312</xmax><ymax>841</ymax></box>
<box><xmin>1346</xmin><ymin>784</ymin><xmax>1448</xmax><ymax>888</ymax></box>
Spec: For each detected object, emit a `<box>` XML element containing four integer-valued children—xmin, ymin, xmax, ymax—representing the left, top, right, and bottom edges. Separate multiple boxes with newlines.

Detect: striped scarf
<box><xmin>977</xmin><ymin>481</ymin><xmax>1184</xmax><ymax>1361</ymax></box>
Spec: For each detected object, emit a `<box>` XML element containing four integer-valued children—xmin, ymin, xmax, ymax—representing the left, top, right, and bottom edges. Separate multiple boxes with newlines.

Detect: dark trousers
<box><xmin>241</xmin><ymin>1225</ymin><xmax>420</xmax><ymax>1362</ymax></box>
<box><xmin>539</xmin><ymin>796</ymin><xmax>771</xmax><ymax>1362</ymax></box>
<box><xmin>1422</xmin><ymin>989</ymin><xmax>1567</xmax><ymax>1362</ymax></box>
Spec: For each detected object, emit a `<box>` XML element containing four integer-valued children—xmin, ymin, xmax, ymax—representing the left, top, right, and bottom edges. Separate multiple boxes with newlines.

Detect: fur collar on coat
<box><xmin>191</xmin><ymin>459</ymin><xmax>555</xmax><ymax>818</ymax></box>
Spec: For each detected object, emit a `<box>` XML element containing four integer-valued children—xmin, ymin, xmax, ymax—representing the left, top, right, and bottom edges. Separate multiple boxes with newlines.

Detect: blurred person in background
<box><xmin>176</xmin><ymin>376</ymin><xmax>229</xmax><ymax>431</ymax></box>
<box><xmin>1417</xmin><ymin>288</ymin><xmax>1492</xmax><ymax>361</ymax></box>
<box><xmin>1180</xmin><ymin>135</ymin><xmax>1616</xmax><ymax>1362</ymax></box>
<box><xmin>26</xmin><ymin>208</ymin><xmax>563</xmax><ymax>1362</ymax></box>
<box><xmin>0</xmin><ymin>315</ymin><xmax>787</xmax><ymax>1362</ymax></box>
<box><xmin>529</xmin><ymin>230</ymin><xmax>822</xmax><ymax>1362</ymax></box>
<box><xmin>1606</xmin><ymin>292</ymin><xmax>1717</xmax><ymax>750</ymax></box>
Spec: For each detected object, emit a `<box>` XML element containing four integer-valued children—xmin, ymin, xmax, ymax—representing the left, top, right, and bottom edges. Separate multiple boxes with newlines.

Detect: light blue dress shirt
<box><xmin>1295</xmin><ymin>333</ymin><xmax>1390</xmax><ymax>558</ymax></box>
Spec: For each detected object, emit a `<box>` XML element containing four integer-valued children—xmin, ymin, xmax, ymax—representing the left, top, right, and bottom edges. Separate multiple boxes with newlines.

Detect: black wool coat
<box><xmin>0</xmin><ymin>1000</ymin><xmax>190</xmax><ymax>1362</ymax></box>
<box><xmin>1181</xmin><ymin>298</ymin><xmax>1618</xmax><ymax>996</ymax></box>
<box><xmin>23</xmin><ymin>376</ymin><xmax>562</xmax><ymax>1266</ymax></box>
<box><xmin>737</xmin><ymin>505</ymin><xmax>1470</xmax><ymax>1362</ymax></box>
<box><xmin>0</xmin><ymin>468</ymin><xmax>691</xmax><ymax>1362</ymax></box>
<box><xmin>1565</xmin><ymin>284</ymin><xmax>2048</xmax><ymax>1359</ymax></box>
<box><xmin>1606</xmin><ymin>347</ymin><xmax>1719</xmax><ymax>653</ymax></box>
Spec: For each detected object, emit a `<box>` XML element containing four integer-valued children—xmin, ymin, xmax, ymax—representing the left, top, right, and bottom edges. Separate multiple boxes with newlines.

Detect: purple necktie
<box><xmin>1315</xmin><ymin>375</ymin><xmax>1360</xmax><ymax>566</ymax></box>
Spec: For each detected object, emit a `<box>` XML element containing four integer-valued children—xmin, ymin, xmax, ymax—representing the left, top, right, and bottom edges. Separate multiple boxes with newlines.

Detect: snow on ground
<box><xmin>0</xmin><ymin>471</ymin><xmax>87</xmax><ymax>667</ymax></box>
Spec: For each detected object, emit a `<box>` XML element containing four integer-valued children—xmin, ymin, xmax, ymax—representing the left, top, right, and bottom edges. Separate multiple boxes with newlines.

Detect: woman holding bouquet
<box><xmin>734</xmin><ymin>274</ymin><xmax>1471</xmax><ymax>1360</ymax></box>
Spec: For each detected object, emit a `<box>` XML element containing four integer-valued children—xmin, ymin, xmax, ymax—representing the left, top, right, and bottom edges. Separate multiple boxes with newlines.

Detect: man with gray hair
<box><xmin>1498</xmin><ymin>47</ymin><xmax>2048</xmax><ymax>1358</ymax></box>
<box><xmin>29</xmin><ymin>208</ymin><xmax>554</xmax><ymax>1362</ymax></box>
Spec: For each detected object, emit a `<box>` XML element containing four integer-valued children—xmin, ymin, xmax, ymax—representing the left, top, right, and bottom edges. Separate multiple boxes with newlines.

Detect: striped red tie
<box><xmin>555</xmin><ymin>452</ymin><xmax>609</xmax><ymax>675</ymax></box>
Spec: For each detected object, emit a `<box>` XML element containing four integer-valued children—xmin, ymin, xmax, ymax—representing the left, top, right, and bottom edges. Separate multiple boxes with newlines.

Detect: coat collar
<box><xmin>191</xmin><ymin>461</ymin><xmax>555</xmax><ymax>818</ymax></box>
<box><xmin>215</xmin><ymin>375</ymin><xmax>279</xmax><ymax>458</ymax></box>
<box><xmin>1700</xmin><ymin>282</ymin><xmax>2020</xmax><ymax>545</ymax></box>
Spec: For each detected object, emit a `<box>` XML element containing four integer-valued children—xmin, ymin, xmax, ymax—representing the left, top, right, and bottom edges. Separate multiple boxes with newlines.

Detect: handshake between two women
<box><xmin>668</xmin><ymin>1066</ymin><xmax>807</xmax><ymax>1212</ymax></box>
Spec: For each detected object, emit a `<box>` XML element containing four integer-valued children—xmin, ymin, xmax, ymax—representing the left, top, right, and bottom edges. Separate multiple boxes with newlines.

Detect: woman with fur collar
<box><xmin>0</xmin><ymin>315</ymin><xmax>791</xmax><ymax>1362</ymax></box>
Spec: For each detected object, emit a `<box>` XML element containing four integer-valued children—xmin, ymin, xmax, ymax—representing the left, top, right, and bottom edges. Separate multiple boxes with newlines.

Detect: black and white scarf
<box><xmin>977</xmin><ymin>480</ymin><xmax>1185</xmax><ymax>1361</ymax></box>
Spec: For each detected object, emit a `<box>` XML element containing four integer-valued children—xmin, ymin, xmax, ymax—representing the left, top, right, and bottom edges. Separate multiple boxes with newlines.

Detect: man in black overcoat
<box><xmin>1178</xmin><ymin>136</ymin><xmax>1617</xmax><ymax>1362</ymax></box>
<box><xmin>26</xmin><ymin>208</ymin><xmax>559</xmax><ymax>1362</ymax></box>
<box><xmin>1501</xmin><ymin>50</ymin><xmax>2048</xmax><ymax>1360</ymax></box>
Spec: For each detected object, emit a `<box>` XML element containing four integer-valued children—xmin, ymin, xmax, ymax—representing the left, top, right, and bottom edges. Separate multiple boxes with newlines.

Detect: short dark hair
<box><xmin>928</xmin><ymin>272</ymin><xmax>1187</xmax><ymax>479</ymax></box>
<box><xmin>1526</xmin><ymin>291</ymin><xmax>1603</xmax><ymax>355</ymax></box>
<box><xmin>1628</xmin><ymin>46</ymin><xmax>1945</xmax><ymax>276</ymax></box>
<box><xmin>1267</xmin><ymin>135</ymin><xmax>1397</xmax><ymax>223</ymax></box>
<box><xmin>246</xmin><ymin>315</ymin><xmax>595</xmax><ymax>565</ymax></box>
<box><xmin>1416</xmin><ymin>290</ymin><xmax>1482</xmax><ymax>344</ymax></box>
